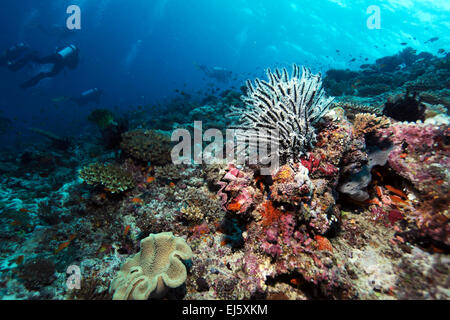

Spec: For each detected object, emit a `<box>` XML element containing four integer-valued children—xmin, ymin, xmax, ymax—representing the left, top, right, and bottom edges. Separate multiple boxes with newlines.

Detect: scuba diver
<box><xmin>71</xmin><ymin>88</ymin><xmax>103</xmax><ymax>106</ymax></box>
<box><xmin>0</xmin><ymin>42</ymin><xmax>39</xmax><ymax>72</ymax></box>
<box><xmin>195</xmin><ymin>63</ymin><xmax>233</xmax><ymax>83</ymax></box>
<box><xmin>20</xmin><ymin>44</ymin><xmax>80</xmax><ymax>89</ymax></box>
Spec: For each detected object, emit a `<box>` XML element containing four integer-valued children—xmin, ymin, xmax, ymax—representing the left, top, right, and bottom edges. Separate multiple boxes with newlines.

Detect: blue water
<box><xmin>0</xmin><ymin>0</ymin><xmax>448</xmax><ymax>146</ymax></box>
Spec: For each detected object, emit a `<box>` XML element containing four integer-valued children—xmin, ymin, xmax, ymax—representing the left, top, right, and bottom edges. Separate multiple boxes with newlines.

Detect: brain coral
<box><xmin>110</xmin><ymin>232</ymin><xmax>193</xmax><ymax>300</ymax></box>
<box><xmin>120</xmin><ymin>129</ymin><xmax>172</xmax><ymax>165</ymax></box>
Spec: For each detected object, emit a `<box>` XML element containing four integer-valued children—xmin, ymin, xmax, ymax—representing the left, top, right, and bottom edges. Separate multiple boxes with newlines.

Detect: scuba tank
<box><xmin>81</xmin><ymin>88</ymin><xmax>99</xmax><ymax>97</ymax></box>
<box><xmin>57</xmin><ymin>45</ymin><xmax>77</xmax><ymax>59</ymax></box>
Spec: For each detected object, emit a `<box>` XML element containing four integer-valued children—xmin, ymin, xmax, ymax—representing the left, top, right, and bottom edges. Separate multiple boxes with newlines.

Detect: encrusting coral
<box><xmin>228</xmin><ymin>64</ymin><xmax>334</xmax><ymax>163</ymax></box>
<box><xmin>110</xmin><ymin>232</ymin><xmax>193</xmax><ymax>300</ymax></box>
<box><xmin>80</xmin><ymin>162</ymin><xmax>135</xmax><ymax>193</ymax></box>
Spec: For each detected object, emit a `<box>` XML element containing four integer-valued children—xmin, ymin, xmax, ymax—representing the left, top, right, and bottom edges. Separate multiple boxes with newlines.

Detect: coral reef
<box><xmin>0</xmin><ymin>52</ymin><xmax>449</xmax><ymax>302</ymax></box>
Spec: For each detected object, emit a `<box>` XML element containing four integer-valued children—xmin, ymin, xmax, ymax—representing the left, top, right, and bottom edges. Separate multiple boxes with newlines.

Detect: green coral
<box><xmin>80</xmin><ymin>162</ymin><xmax>135</xmax><ymax>193</ymax></box>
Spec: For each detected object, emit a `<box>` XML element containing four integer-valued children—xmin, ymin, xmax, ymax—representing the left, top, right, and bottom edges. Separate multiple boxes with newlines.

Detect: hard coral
<box><xmin>352</xmin><ymin>113</ymin><xmax>390</xmax><ymax>137</ymax></box>
<box><xmin>121</xmin><ymin>129</ymin><xmax>172</xmax><ymax>165</ymax></box>
<box><xmin>80</xmin><ymin>162</ymin><xmax>135</xmax><ymax>193</ymax></box>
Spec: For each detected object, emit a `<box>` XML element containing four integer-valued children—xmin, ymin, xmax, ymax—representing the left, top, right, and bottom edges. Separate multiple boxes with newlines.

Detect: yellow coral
<box><xmin>272</xmin><ymin>164</ymin><xmax>294</xmax><ymax>183</ymax></box>
<box><xmin>80</xmin><ymin>162</ymin><xmax>135</xmax><ymax>193</ymax></box>
<box><xmin>352</xmin><ymin>113</ymin><xmax>390</xmax><ymax>137</ymax></box>
<box><xmin>110</xmin><ymin>232</ymin><xmax>192</xmax><ymax>300</ymax></box>
<box><xmin>181</xmin><ymin>205</ymin><xmax>204</xmax><ymax>222</ymax></box>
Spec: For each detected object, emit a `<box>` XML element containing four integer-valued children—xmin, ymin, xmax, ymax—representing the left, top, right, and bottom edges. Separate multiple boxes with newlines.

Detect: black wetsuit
<box><xmin>0</xmin><ymin>43</ymin><xmax>39</xmax><ymax>72</ymax></box>
<box><xmin>20</xmin><ymin>46</ymin><xmax>79</xmax><ymax>89</ymax></box>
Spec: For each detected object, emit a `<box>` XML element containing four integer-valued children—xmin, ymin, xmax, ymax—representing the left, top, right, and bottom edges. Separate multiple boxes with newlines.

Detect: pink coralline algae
<box><xmin>376</xmin><ymin>123</ymin><xmax>449</xmax><ymax>194</ymax></box>
<box><xmin>374</xmin><ymin>122</ymin><xmax>450</xmax><ymax>247</ymax></box>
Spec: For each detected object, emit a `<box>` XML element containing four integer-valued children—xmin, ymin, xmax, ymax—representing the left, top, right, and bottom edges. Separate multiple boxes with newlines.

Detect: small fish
<box><xmin>123</xmin><ymin>225</ymin><xmax>131</xmax><ymax>237</ymax></box>
<box><xmin>399</xmin><ymin>153</ymin><xmax>408</xmax><ymax>159</ymax></box>
<box><xmin>400</xmin><ymin>42</ymin><xmax>408</xmax><ymax>46</ymax></box>
<box><xmin>373</xmin><ymin>170</ymin><xmax>383</xmax><ymax>179</ymax></box>
<box><xmin>97</xmin><ymin>244</ymin><xmax>111</xmax><ymax>255</ymax></box>
<box><xmin>437</xmin><ymin>48</ymin><xmax>446</xmax><ymax>54</ymax></box>
<box><xmin>131</xmin><ymin>197</ymin><xmax>144</xmax><ymax>205</ymax></box>
<box><xmin>390</xmin><ymin>195</ymin><xmax>408</xmax><ymax>206</ymax></box>
<box><xmin>431</xmin><ymin>245</ymin><xmax>444</xmax><ymax>253</ymax></box>
<box><xmin>169</xmin><ymin>182</ymin><xmax>176</xmax><ymax>188</ymax></box>
<box><xmin>367</xmin><ymin>198</ymin><xmax>382</xmax><ymax>206</ymax></box>
<box><xmin>55</xmin><ymin>234</ymin><xmax>76</xmax><ymax>254</ymax></box>
<box><xmin>425</xmin><ymin>37</ymin><xmax>439</xmax><ymax>43</ymax></box>
<box><xmin>375</xmin><ymin>186</ymin><xmax>383</xmax><ymax>198</ymax></box>
<box><xmin>16</xmin><ymin>255</ymin><xmax>24</xmax><ymax>265</ymax></box>
<box><xmin>385</xmin><ymin>185</ymin><xmax>407</xmax><ymax>198</ymax></box>
<box><xmin>349</xmin><ymin>58</ymin><xmax>356</xmax><ymax>62</ymax></box>
<box><xmin>146</xmin><ymin>176</ymin><xmax>155</xmax><ymax>183</ymax></box>
<box><xmin>19</xmin><ymin>208</ymin><xmax>30</xmax><ymax>213</ymax></box>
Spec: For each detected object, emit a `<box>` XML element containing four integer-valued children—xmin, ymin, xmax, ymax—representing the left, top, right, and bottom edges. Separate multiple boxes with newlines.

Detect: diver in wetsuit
<box><xmin>0</xmin><ymin>42</ymin><xmax>39</xmax><ymax>72</ymax></box>
<box><xmin>196</xmin><ymin>64</ymin><xmax>233</xmax><ymax>83</ymax></box>
<box><xmin>71</xmin><ymin>88</ymin><xmax>102</xmax><ymax>106</ymax></box>
<box><xmin>20</xmin><ymin>44</ymin><xmax>79</xmax><ymax>89</ymax></box>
